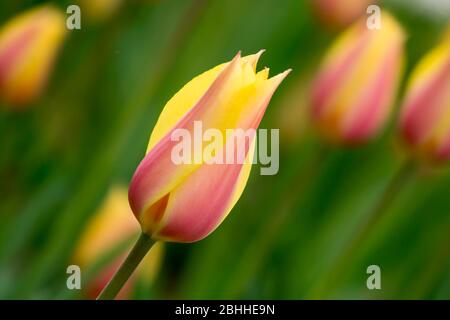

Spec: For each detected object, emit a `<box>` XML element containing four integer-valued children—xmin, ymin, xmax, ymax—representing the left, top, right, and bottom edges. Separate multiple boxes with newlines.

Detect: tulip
<box><xmin>74</xmin><ymin>186</ymin><xmax>163</xmax><ymax>299</ymax></box>
<box><xmin>128</xmin><ymin>51</ymin><xmax>290</xmax><ymax>243</ymax></box>
<box><xmin>311</xmin><ymin>11</ymin><xmax>405</xmax><ymax>145</ymax></box>
<box><xmin>399</xmin><ymin>34</ymin><xmax>450</xmax><ymax>163</ymax></box>
<box><xmin>0</xmin><ymin>5</ymin><xmax>66</xmax><ymax>107</ymax></box>
<box><xmin>310</xmin><ymin>0</ymin><xmax>377</xmax><ymax>28</ymax></box>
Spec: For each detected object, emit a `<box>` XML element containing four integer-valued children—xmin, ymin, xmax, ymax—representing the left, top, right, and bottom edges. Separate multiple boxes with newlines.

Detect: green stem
<box><xmin>97</xmin><ymin>233</ymin><xmax>155</xmax><ymax>300</ymax></box>
<box><xmin>309</xmin><ymin>159</ymin><xmax>416</xmax><ymax>298</ymax></box>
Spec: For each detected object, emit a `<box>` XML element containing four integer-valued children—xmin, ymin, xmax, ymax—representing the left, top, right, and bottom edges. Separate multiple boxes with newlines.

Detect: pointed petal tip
<box><xmin>283</xmin><ymin>68</ymin><xmax>293</xmax><ymax>76</ymax></box>
<box><xmin>228</xmin><ymin>51</ymin><xmax>242</xmax><ymax>69</ymax></box>
<box><xmin>271</xmin><ymin>68</ymin><xmax>292</xmax><ymax>82</ymax></box>
<box><xmin>253</xmin><ymin>49</ymin><xmax>266</xmax><ymax>67</ymax></box>
<box><xmin>254</xmin><ymin>49</ymin><xmax>266</xmax><ymax>58</ymax></box>
<box><xmin>242</xmin><ymin>49</ymin><xmax>266</xmax><ymax>71</ymax></box>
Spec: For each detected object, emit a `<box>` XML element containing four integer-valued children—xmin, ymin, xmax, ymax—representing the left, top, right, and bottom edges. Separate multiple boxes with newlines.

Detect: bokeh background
<box><xmin>0</xmin><ymin>0</ymin><xmax>450</xmax><ymax>299</ymax></box>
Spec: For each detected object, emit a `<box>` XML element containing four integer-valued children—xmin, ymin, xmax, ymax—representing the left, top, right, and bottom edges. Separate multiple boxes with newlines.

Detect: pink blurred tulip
<box><xmin>399</xmin><ymin>31</ymin><xmax>450</xmax><ymax>163</ymax></box>
<box><xmin>74</xmin><ymin>187</ymin><xmax>163</xmax><ymax>299</ymax></box>
<box><xmin>311</xmin><ymin>11</ymin><xmax>405</xmax><ymax>145</ymax></box>
<box><xmin>0</xmin><ymin>5</ymin><xmax>66</xmax><ymax>107</ymax></box>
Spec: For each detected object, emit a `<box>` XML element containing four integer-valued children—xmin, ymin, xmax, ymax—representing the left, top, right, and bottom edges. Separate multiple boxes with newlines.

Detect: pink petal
<box><xmin>342</xmin><ymin>44</ymin><xmax>402</xmax><ymax>143</ymax></box>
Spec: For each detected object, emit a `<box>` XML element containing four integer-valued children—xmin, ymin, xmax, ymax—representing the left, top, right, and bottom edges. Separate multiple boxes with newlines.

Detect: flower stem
<box><xmin>309</xmin><ymin>159</ymin><xmax>416</xmax><ymax>297</ymax></box>
<box><xmin>97</xmin><ymin>233</ymin><xmax>155</xmax><ymax>300</ymax></box>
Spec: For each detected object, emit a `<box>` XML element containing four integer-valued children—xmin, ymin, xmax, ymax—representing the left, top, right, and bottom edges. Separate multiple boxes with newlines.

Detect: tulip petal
<box><xmin>129</xmin><ymin>53</ymin><xmax>243</xmax><ymax>221</ymax></box>
<box><xmin>312</xmin><ymin>24</ymin><xmax>371</xmax><ymax>120</ymax></box>
<box><xmin>437</xmin><ymin>132</ymin><xmax>450</xmax><ymax>160</ymax></box>
<box><xmin>343</xmin><ymin>43</ymin><xmax>403</xmax><ymax>142</ymax></box>
<box><xmin>153</xmin><ymin>144</ymin><xmax>254</xmax><ymax>242</ymax></box>
<box><xmin>147</xmin><ymin>52</ymin><xmax>265</xmax><ymax>152</ymax></box>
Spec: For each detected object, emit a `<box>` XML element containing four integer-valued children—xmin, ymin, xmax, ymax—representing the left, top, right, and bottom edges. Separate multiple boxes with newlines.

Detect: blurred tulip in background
<box><xmin>74</xmin><ymin>186</ymin><xmax>163</xmax><ymax>299</ymax></box>
<box><xmin>0</xmin><ymin>5</ymin><xmax>66</xmax><ymax>107</ymax></box>
<box><xmin>311</xmin><ymin>11</ymin><xmax>405</xmax><ymax>145</ymax></box>
<box><xmin>399</xmin><ymin>31</ymin><xmax>450</xmax><ymax>164</ymax></box>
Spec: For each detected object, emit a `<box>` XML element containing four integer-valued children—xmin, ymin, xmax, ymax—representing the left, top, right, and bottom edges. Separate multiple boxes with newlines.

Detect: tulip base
<box><xmin>97</xmin><ymin>232</ymin><xmax>155</xmax><ymax>300</ymax></box>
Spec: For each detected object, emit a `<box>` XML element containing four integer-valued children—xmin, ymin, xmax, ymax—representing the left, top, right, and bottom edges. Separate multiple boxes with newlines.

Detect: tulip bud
<box><xmin>0</xmin><ymin>5</ymin><xmax>66</xmax><ymax>107</ymax></box>
<box><xmin>399</xmin><ymin>35</ymin><xmax>450</xmax><ymax>163</ymax></box>
<box><xmin>311</xmin><ymin>11</ymin><xmax>405</xmax><ymax>145</ymax></box>
<box><xmin>74</xmin><ymin>186</ymin><xmax>163</xmax><ymax>299</ymax></box>
<box><xmin>129</xmin><ymin>51</ymin><xmax>289</xmax><ymax>243</ymax></box>
<box><xmin>310</xmin><ymin>0</ymin><xmax>377</xmax><ymax>28</ymax></box>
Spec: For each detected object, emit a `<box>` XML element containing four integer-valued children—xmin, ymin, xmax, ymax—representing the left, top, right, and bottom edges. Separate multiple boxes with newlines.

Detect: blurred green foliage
<box><xmin>0</xmin><ymin>0</ymin><xmax>449</xmax><ymax>299</ymax></box>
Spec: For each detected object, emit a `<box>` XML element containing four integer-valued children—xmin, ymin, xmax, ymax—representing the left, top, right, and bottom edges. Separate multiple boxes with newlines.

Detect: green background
<box><xmin>0</xmin><ymin>0</ymin><xmax>449</xmax><ymax>299</ymax></box>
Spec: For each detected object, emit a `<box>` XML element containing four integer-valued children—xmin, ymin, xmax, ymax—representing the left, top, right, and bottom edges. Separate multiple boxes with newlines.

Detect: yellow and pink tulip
<box><xmin>128</xmin><ymin>51</ymin><xmax>289</xmax><ymax>243</ymax></box>
<box><xmin>0</xmin><ymin>5</ymin><xmax>66</xmax><ymax>107</ymax></box>
<box><xmin>399</xmin><ymin>31</ymin><xmax>450</xmax><ymax>163</ymax></box>
<box><xmin>311</xmin><ymin>11</ymin><xmax>405</xmax><ymax>145</ymax></box>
